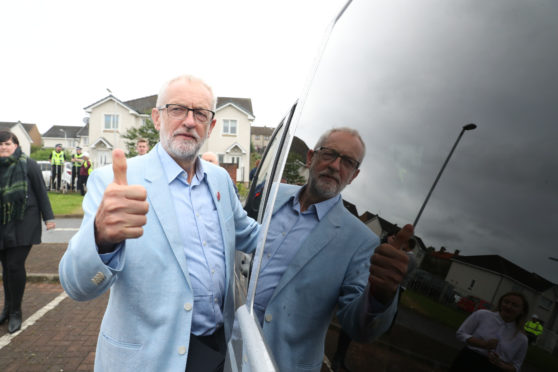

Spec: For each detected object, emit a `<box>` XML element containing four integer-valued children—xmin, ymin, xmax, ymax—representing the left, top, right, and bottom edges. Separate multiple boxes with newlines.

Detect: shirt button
<box><xmin>184</xmin><ymin>303</ymin><xmax>192</xmax><ymax>311</ymax></box>
<box><xmin>265</xmin><ymin>314</ymin><xmax>272</xmax><ymax>323</ymax></box>
<box><xmin>203</xmin><ymin>241</ymin><xmax>207</xmax><ymax>246</ymax></box>
<box><xmin>214</xmin><ymin>298</ymin><xmax>219</xmax><ymax>303</ymax></box>
<box><xmin>282</xmin><ymin>232</ymin><xmax>286</xmax><ymax>236</ymax></box>
<box><xmin>178</xmin><ymin>346</ymin><xmax>187</xmax><ymax>355</ymax></box>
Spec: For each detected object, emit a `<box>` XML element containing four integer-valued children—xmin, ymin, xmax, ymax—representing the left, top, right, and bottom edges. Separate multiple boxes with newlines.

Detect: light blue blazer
<box><xmin>261</xmin><ymin>184</ymin><xmax>398</xmax><ymax>372</ymax></box>
<box><xmin>59</xmin><ymin>146</ymin><xmax>259</xmax><ymax>372</ymax></box>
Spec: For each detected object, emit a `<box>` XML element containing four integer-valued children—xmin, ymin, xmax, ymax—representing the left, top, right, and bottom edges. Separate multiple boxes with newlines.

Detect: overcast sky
<box><xmin>0</xmin><ymin>0</ymin><xmax>345</xmax><ymax>134</ymax></box>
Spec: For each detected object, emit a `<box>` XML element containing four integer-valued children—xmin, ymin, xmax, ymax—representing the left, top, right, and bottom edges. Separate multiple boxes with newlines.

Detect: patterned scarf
<box><xmin>0</xmin><ymin>147</ymin><xmax>28</xmax><ymax>225</ymax></box>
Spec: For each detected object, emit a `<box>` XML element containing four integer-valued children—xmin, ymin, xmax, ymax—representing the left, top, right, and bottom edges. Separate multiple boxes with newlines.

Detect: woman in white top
<box><xmin>450</xmin><ymin>292</ymin><xmax>529</xmax><ymax>372</ymax></box>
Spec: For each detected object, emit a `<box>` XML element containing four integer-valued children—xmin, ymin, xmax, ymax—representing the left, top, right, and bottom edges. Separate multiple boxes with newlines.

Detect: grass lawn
<box><xmin>48</xmin><ymin>192</ymin><xmax>84</xmax><ymax>216</ymax></box>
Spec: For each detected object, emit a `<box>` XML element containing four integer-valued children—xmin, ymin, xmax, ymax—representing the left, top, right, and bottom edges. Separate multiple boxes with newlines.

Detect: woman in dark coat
<box><xmin>0</xmin><ymin>130</ymin><xmax>55</xmax><ymax>333</ymax></box>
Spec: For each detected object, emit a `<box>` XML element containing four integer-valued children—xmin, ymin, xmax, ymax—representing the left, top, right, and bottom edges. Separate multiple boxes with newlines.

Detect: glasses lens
<box><xmin>167</xmin><ymin>105</ymin><xmax>187</xmax><ymax>119</ymax></box>
<box><xmin>320</xmin><ymin>149</ymin><xmax>338</xmax><ymax>162</ymax></box>
<box><xmin>319</xmin><ymin>148</ymin><xmax>358</xmax><ymax>169</ymax></box>
<box><xmin>194</xmin><ymin>109</ymin><xmax>211</xmax><ymax>124</ymax></box>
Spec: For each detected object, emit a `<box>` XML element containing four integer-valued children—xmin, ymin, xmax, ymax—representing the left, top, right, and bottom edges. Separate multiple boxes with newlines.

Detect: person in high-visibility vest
<box><xmin>49</xmin><ymin>144</ymin><xmax>65</xmax><ymax>191</ymax></box>
<box><xmin>524</xmin><ymin>314</ymin><xmax>543</xmax><ymax>344</ymax></box>
<box><xmin>77</xmin><ymin>153</ymin><xmax>92</xmax><ymax>196</ymax></box>
<box><xmin>71</xmin><ymin>147</ymin><xmax>84</xmax><ymax>191</ymax></box>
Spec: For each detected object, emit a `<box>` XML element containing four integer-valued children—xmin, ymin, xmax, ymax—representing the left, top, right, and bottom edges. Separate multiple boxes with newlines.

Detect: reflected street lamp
<box><xmin>413</xmin><ymin>123</ymin><xmax>477</xmax><ymax>228</ymax></box>
<box><xmin>58</xmin><ymin>128</ymin><xmax>67</xmax><ymax>148</ymax></box>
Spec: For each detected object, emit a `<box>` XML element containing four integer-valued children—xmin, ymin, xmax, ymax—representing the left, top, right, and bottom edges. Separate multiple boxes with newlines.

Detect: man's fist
<box><xmin>94</xmin><ymin>149</ymin><xmax>149</xmax><ymax>252</ymax></box>
<box><xmin>369</xmin><ymin>224</ymin><xmax>413</xmax><ymax>305</ymax></box>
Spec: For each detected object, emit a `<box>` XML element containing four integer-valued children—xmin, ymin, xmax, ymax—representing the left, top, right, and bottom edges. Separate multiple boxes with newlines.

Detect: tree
<box><xmin>122</xmin><ymin>117</ymin><xmax>159</xmax><ymax>156</ymax></box>
<box><xmin>282</xmin><ymin>152</ymin><xmax>306</xmax><ymax>185</ymax></box>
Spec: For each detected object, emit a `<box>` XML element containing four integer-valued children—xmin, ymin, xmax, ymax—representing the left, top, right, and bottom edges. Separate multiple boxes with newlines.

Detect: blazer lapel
<box><xmin>268</xmin><ymin>198</ymin><xmax>345</xmax><ymax>302</ymax></box>
<box><xmin>143</xmin><ymin>150</ymin><xmax>192</xmax><ymax>288</ymax></box>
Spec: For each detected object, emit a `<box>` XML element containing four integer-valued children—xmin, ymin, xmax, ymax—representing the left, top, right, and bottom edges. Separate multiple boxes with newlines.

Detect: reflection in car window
<box><xmin>245</xmin><ymin>1</ymin><xmax>558</xmax><ymax>370</ymax></box>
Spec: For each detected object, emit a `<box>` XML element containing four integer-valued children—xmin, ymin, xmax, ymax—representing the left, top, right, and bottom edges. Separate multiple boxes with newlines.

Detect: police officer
<box><xmin>524</xmin><ymin>314</ymin><xmax>543</xmax><ymax>344</ymax></box>
<box><xmin>49</xmin><ymin>144</ymin><xmax>65</xmax><ymax>191</ymax></box>
<box><xmin>71</xmin><ymin>147</ymin><xmax>84</xmax><ymax>191</ymax></box>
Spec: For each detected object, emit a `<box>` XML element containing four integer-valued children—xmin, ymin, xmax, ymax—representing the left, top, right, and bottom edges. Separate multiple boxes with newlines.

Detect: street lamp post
<box><xmin>58</xmin><ymin>129</ymin><xmax>68</xmax><ymax>148</ymax></box>
<box><xmin>413</xmin><ymin>123</ymin><xmax>477</xmax><ymax>228</ymax></box>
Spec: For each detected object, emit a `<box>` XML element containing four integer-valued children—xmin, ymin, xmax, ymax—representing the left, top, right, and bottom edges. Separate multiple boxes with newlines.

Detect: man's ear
<box><xmin>152</xmin><ymin>109</ymin><xmax>161</xmax><ymax>131</ymax></box>
<box><xmin>306</xmin><ymin>149</ymin><xmax>315</xmax><ymax>167</ymax></box>
<box><xmin>347</xmin><ymin>168</ymin><xmax>360</xmax><ymax>185</ymax></box>
<box><xmin>207</xmin><ymin>119</ymin><xmax>217</xmax><ymax>137</ymax></box>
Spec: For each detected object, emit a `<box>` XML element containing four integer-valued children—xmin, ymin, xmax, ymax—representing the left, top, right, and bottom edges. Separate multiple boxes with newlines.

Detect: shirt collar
<box><xmin>156</xmin><ymin>144</ymin><xmax>206</xmax><ymax>185</ymax></box>
<box><xmin>291</xmin><ymin>186</ymin><xmax>341</xmax><ymax>220</ymax></box>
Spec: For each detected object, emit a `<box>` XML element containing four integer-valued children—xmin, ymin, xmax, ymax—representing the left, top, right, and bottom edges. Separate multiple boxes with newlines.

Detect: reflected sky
<box><xmin>291</xmin><ymin>0</ymin><xmax>558</xmax><ymax>282</ymax></box>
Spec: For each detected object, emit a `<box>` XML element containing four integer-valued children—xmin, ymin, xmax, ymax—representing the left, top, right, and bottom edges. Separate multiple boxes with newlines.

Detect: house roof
<box><xmin>251</xmin><ymin>126</ymin><xmax>275</xmax><ymax>136</ymax></box>
<box><xmin>124</xmin><ymin>95</ymin><xmax>157</xmax><ymax>114</ymax></box>
<box><xmin>42</xmin><ymin>125</ymin><xmax>85</xmax><ymax>138</ymax></box>
<box><xmin>452</xmin><ymin>255</ymin><xmax>555</xmax><ymax>291</ymax></box>
<box><xmin>0</xmin><ymin>121</ymin><xmax>36</xmax><ymax>131</ymax></box>
<box><xmin>76</xmin><ymin>123</ymin><xmax>89</xmax><ymax>137</ymax></box>
<box><xmin>217</xmin><ymin>97</ymin><xmax>253</xmax><ymax>117</ymax></box>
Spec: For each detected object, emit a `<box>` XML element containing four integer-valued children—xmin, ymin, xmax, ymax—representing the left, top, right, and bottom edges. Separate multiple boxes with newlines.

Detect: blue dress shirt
<box><xmin>157</xmin><ymin>145</ymin><xmax>225</xmax><ymax>336</ymax></box>
<box><xmin>253</xmin><ymin>188</ymin><xmax>340</xmax><ymax>324</ymax></box>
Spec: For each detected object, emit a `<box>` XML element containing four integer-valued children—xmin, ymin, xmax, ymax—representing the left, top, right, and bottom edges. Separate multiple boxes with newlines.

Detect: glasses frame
<box><xmin>315</xmin><ymin>146</ymin><xmax>360</xmax><ymax>170</ymax></box>
<box><xmin>158</xmin><ymin>104</ymin><xmax>215</xmax><ymax>124</ymax></box>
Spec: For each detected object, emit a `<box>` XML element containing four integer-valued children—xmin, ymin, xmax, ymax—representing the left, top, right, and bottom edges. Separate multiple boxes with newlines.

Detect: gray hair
<box><xmin>156</xmin><ymin>75</ymin><xmax>216</xmax><ymax>111</ymax></box>
<box><xmin>314</xmin><ymin>127</ymin><xmax>366</xmax><ymax>162</ymax></box>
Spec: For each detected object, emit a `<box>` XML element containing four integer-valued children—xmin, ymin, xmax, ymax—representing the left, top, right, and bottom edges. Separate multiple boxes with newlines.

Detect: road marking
<box><xmin>54</xmin><ymin>228</ymin><xmax>79</xmax><ymax>231</ymax></box>
<box><xmin>0</xmin><ymin>291</ymin><xmax>68</xmax><ymax>350</ymax></box>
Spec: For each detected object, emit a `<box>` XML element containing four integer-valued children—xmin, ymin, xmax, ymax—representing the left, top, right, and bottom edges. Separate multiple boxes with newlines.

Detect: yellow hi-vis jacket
<box><xmin>524</xmin><ymin>320</ymin><xmax>543</xmax><ymax>336</ymax></box>
<box><xmin>50</xmin><ymin>150</ymin><xmax>65</xmax><ymax>165</ymax></box>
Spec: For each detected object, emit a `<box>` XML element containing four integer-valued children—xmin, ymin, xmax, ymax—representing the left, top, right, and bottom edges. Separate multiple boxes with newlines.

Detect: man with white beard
<box><xmin>59</xmin><ymin>75</ymin><xmax>259</xmax><ymax>372</ymax></box>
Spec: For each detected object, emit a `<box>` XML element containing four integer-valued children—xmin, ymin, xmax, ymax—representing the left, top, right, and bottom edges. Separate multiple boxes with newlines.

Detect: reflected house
<box><xmin>251</xmin><ymin>125</ymin><xmax>274</xmax><ymax>154</ymax></box>
<box><xmin>359</xmin><ymin>211</ymin><xmax>426</xmax><ymax>268</ymax></box>
<box><xmin>446</xmin><ymin>255</ymin><xmax>558</xmax><ymax>351</ymax></box>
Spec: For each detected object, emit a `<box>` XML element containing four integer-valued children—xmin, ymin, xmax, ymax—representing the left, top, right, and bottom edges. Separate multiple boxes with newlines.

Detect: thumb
<box><xmin>391</xmin><ymin>224</ymin><xmax>414</xmax><ymax>250</ymax></box>
<box><xmin>112</xmin><ymin>149</ymin><xmax>128</xmax><ymax>185</ymax></box>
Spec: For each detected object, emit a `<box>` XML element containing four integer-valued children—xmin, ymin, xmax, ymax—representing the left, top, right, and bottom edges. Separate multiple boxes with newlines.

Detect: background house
<box><xmin>81</xmin><ymin>94</ymin><xmax>254</xmax><ymax>183</ymax></box>
<box><xmin>251</xmin><ymin>125</ymin><xmax>274</xmax><ymax>153</ymax></box>
<box><xmin>42</xmin><ymin>125</ymin><xmax>84</xmax><ymax>150</ymax></box>
<box><xmin>0</xmin><ymin>121</ymin><xmax>33</xmax><ymax>155</ymax></box>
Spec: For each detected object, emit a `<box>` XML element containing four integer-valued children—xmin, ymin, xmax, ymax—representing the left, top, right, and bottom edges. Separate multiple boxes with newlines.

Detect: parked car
<box><xmin>232</xmin><ymin>0</ymin><xmax>558</xmax><ymax>369</ymax></box>
<box><xmin>37</xmin><ymin>161</ymin><xmax>72</xmax><ymax>192</ymax></box>
<box><xmin>37</xmin><ymin>160</ymin><xmax>51</xmax><ymax>188</ymax></box>
<box><xmin>457</xmin><ymin>296</ymin><xmax>492</xmax><ymax>313</ymax></box>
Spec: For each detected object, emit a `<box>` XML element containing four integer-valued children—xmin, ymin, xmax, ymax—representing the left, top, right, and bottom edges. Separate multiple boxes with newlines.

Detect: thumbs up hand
<box><xmin>94</xmin><ymin>149</ymin><xmax>149</xmax><ymax>253</ymax></box>
<box><xmin>368</xmin><ymin>224</ymin><xmax>413</xmax><ymax>305</ymax></box>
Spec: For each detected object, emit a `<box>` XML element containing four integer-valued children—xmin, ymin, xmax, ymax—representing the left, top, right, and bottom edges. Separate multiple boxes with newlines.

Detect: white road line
<box><xmin>0</xmin><ymin>291</ymin><xmax>68</xmax><ymax>350</ymax></box>
<box><xmin>54</xmin><ymin>228</ymin><xmax>79</xmax><ymax>231</ymax></box>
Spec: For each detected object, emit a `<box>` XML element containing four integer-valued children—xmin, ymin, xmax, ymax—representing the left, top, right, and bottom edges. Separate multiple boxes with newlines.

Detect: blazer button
<box><xmin>265</xmin><ymin>314</ymin><xmax>272</xmax><ymax>323</ymax></box>
<box><xmin>178</xmin><ymin>346</ymin><xmax>187</xmax><ymax>355</ymax></box>
<box><xmin>184</xmin><ymin>303</ymin><xmax>192</xmax><ymax>311</ymax></box>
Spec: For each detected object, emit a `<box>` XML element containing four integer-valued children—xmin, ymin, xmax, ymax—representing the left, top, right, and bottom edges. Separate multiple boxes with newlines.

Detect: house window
<box><xmin>218</xmin><ymin>154</ymin><xmax>224</xmax><ymax>164</ymax></box>
<box><xmin>264</xmin><ymin>135</ymin><xmax>271</xmax><ymax>140</ymax></box>
<box><xmin>468</xmin><ymin>279</ymin><xmax>476</xmax><ymax>290</ymax></box>
<box><xmin>254</xmin><ymin>135</ymin><xmax>261</xmax><ymax>140</ymax></box>
<box><xmin>539</xmin><ymin>297</ymin><xmax>553</xmax><ymax>310</ymax></box>
<box><xmin>223</xmin><ymin>119</ymin><xmax>237</xmax><ymax>135</ymax></box>
<box><xmin>104</xmin><ymin>114</ymin><xmax>119</xmax><ymax>130</ymax></box>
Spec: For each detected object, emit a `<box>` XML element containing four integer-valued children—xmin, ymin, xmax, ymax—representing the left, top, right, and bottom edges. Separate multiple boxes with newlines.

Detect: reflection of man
<box><xmin>71</xmin><ymin>147</ymin><xmax>84</xmax><ymax>191</ymax></box>
<box><xmin>59</xmin><ymin>75</ymin><xmax>260</xmax><ymax>371</ymax></box>
<box><xmin>135</xmin><ymin>138</ymin><xmax>149</xmax><ymax>155</ymax></box>
<box><xmin>49</xmin><ymin>144</ymin><xmax>65</xmax><ymax>191</ymax></box>
<box><xmin>254</xmin><ymin>127</ymin><xmax>412</xmax><ymax>371</ymax></box>
<box><xmin>524</xmin><ymin>314</ymin><xmax>543</xmax><ymax>344</ymax></box>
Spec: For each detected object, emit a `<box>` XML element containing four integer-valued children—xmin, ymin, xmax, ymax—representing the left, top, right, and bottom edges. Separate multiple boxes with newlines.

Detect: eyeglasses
<box><xmin>158</xmin><ymin>104</ymin><xmax>215</xmax><ymax>124</ymax></box>
<box><xmin>315</xmin><ymin>147</ymin><xmax>360</xmax><ymax>170</ymax></box>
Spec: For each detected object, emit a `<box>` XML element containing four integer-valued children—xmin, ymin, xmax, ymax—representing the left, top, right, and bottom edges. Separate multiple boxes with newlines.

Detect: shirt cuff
<box><xmin>98</xmin><ymin>243</ymin><xmax>124</xmax><ymax>268</ymax></box>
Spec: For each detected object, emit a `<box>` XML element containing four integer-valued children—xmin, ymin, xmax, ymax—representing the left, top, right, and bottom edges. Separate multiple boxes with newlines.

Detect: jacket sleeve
<box><xmin>336</xmin><ymin>229</ymin><xmax>398</xmax><ymax>342</ymax></box>
<box><xmin>59</xmin><ymin>168</ymin><xmax>125</xmax><ymax>301</ymax></box>
<box><xmin>27</xmin><ymin>159</ymin><xmax>54</xmax><ymax>221</ymax></box>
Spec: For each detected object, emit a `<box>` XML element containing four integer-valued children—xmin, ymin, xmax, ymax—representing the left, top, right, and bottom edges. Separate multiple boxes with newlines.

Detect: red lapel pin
<box><xmin>217</xmin><ymin>191</ymin><xmax>221</xmax><ymax>201</ymax></box>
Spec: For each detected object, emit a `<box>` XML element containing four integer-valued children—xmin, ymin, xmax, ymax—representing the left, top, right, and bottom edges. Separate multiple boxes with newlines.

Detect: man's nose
<box><xmin>181</xmin><ymin>110</ymin><xmax>197</xmax><ymax>128</ymax></box>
